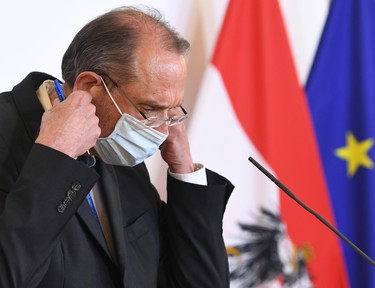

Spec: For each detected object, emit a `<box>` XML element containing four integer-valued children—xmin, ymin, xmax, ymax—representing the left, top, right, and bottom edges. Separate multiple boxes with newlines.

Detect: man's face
<box><xmin>95</xmin><ymin>49</ymin><xmax>187</xmax><ymax>138</ymax></box>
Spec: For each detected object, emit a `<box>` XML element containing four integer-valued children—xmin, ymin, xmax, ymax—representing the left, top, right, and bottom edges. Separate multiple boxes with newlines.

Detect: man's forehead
<box><xmin>133</xmin><ymin>49</ymin><xmax>186</xmax><ymax>83</ymax></box>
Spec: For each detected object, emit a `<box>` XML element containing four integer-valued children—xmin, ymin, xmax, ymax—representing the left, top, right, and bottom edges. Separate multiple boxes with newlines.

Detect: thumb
<box><xmin>53</xmin><ymin>98</ymin><xmax>60</xmax><ymax>107</ymax></box>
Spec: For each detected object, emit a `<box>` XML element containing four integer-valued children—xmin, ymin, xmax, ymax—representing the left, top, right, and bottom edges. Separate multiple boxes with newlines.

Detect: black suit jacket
<box><xmin>0</xmin><ymin>72</ymin><xmax>234</xmax><ymax>288</ymax></box>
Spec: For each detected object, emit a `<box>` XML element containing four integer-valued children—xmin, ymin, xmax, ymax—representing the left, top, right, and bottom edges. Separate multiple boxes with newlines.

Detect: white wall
<box><xmin>0</xmin><ymin>0</ymin><xmax>228</xmax><ymax>91</ymax></box>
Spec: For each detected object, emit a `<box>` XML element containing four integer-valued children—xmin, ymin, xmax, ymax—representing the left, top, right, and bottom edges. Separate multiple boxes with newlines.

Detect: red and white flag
<box><xmin>188</xmin><ymin>0</ymin><xmax>348</xmax><ymax>286</ymax></box>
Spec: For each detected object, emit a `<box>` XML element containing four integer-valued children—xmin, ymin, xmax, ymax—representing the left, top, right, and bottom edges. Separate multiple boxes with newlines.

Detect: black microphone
<box><xmin>248</xmin><ymin>156</ymin><xmax>375</xmax><ymax>267</ymax></box>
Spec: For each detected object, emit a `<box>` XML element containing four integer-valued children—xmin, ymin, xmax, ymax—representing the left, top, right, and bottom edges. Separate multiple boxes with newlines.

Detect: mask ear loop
<box><xmin>99</xmin><ymin>76</ymin><xmax>124</xmax><ymax>115</ymax></box>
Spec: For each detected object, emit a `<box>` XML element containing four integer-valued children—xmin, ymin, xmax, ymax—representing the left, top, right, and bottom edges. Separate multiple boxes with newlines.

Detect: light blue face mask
<box><xmin>94</xmin><ymin>77</ymin><xmax>168</xmax><ymax>166</ymax></box>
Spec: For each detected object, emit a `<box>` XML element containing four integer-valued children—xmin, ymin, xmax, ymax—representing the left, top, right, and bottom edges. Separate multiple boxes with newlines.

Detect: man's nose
<box><xmin>154</xmin><ymin>122</ymin><xmax>169</xmax><ymax>135</ymax></box>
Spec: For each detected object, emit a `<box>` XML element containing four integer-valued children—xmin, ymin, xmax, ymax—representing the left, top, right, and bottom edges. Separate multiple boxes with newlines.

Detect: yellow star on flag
<box><xmin>335</xmin><ymin>132</ymin><xmax>374</xmax><ymax>177</ymax></box>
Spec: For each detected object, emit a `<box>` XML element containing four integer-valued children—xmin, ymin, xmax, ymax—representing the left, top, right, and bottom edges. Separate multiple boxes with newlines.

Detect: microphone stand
<box><xmin>248</xmin><ymin>156</ymin><xmax>375</xmax><ymax>267</ymax></box>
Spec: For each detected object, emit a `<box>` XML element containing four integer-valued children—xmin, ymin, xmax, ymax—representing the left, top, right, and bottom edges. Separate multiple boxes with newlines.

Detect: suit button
<box><xmin>71</xmin><ymin>181</ymin><xmax>82</xmax><ymax>192</ymax></box>
<box><xmin>67</xmin><ymin>189</ymin><xmax>77</xmax><ymax>199</ymax></box>
<box><xmin>57</xmin><ymin>204</ymin><xmax>66</xmax><ymax>213</ymax></box>
<box><xmin>63</xmin><ymin>197</ymin><xmax>72</xmax><ymax>207</ymax></box>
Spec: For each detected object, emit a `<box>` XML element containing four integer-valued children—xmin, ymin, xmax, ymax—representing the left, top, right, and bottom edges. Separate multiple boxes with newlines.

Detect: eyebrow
<box><xmin>136</xmin><ymin>99</ymin><xmax>181</xmax><ymax>110</ymax></box>
<box><xmin>116</xmin><ymin>84</ymin><xmax>182</xmax><ymax>110</ymax></box>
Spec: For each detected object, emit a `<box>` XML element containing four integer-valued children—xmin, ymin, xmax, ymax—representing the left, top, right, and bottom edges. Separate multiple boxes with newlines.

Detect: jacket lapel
<box><xmin>95</xmin><ymin>160</ymin><xmax>127</xmax><ymax>278</ymax></box>
<box><xmin>76</xmin><ymin>197</ymin><xmax>112</xmax><ymax>260</ymax></box>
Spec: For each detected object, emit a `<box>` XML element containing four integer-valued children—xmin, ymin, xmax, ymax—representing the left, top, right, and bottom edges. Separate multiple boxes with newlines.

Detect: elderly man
<box><xmin>0</xmin><ymin>6</ymin><xmax>233</xmax><ymax>288</ymax></box>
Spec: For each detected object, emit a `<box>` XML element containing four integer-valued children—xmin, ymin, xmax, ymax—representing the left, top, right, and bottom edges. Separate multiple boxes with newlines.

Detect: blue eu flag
<box><xmin>306</xmin><ymin>0</ymin><xmax>375</xmax><ymax>286</ymax></box>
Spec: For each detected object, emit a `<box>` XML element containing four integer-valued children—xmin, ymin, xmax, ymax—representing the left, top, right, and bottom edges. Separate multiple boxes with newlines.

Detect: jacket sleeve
<box><xmin>158</xmin><ymin>169</ymin><xmax>234</xmax><ymax>288</ymax></box>
<box><xmin>0</xmin><ymin>143</ymin><xmax>99</xmax><ymax>288</ymax></box>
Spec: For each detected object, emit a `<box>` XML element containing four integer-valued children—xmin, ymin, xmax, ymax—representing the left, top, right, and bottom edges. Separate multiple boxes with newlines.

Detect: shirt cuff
<box><xmin>168</xmin><ymin>163</ymin><xmax>207</xmax><ymax>185</ymax></box>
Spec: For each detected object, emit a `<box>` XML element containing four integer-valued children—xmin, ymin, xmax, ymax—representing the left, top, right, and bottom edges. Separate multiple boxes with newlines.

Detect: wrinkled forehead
<box><xmin>135</xmin><ymin>49</ymin><xmax>187</xmax><ymax>84</ymax></box>
<box><xmin>105</xmin><ymin>50</ymin><xmax>186</xmax><ymax>112</ymax></box>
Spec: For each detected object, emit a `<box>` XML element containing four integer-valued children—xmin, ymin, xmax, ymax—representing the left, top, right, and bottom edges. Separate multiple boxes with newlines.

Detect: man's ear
<box><xmin>73</xmin><ymin>71</ymin><xmax>103</xmax><ymax>94</ymax></box>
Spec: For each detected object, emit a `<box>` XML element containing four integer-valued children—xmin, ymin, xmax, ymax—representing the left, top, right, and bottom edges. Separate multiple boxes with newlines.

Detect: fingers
<box><xmin>160</xmin><ymin>123</ymin><xmax>194</xmax><ymax>173</ymax></box>
<box><xmin>36</xmin><ymin>90</ymin><xmax>101</xmax><ymax>159</ymax></box>
<box><xmin>66</xmin><ymin>90</ymin><xmax>93</xmax><ymax>106</ymax></box>
<box><xmin>53</xmin><ymin>98</ymin><xmax>60</xmax><ymax>106</ymax></box>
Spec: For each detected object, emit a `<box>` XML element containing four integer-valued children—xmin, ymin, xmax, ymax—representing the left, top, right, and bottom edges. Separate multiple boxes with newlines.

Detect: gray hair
<box><xmin>61</xmin><ymin>6</ymin><xmax>190</xmax><ymax>87</ymax></box>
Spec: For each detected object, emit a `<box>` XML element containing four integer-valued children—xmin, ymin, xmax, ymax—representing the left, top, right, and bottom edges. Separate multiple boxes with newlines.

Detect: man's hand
<box><xmin>160</xmin><ymin>123</ymin><xmax>195</xmax><ymax>174</ymax></box>
<box><xmin>35</xmin><ymin>91</ymin><xmax>101</xmax><ymax>159</ymax></box>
